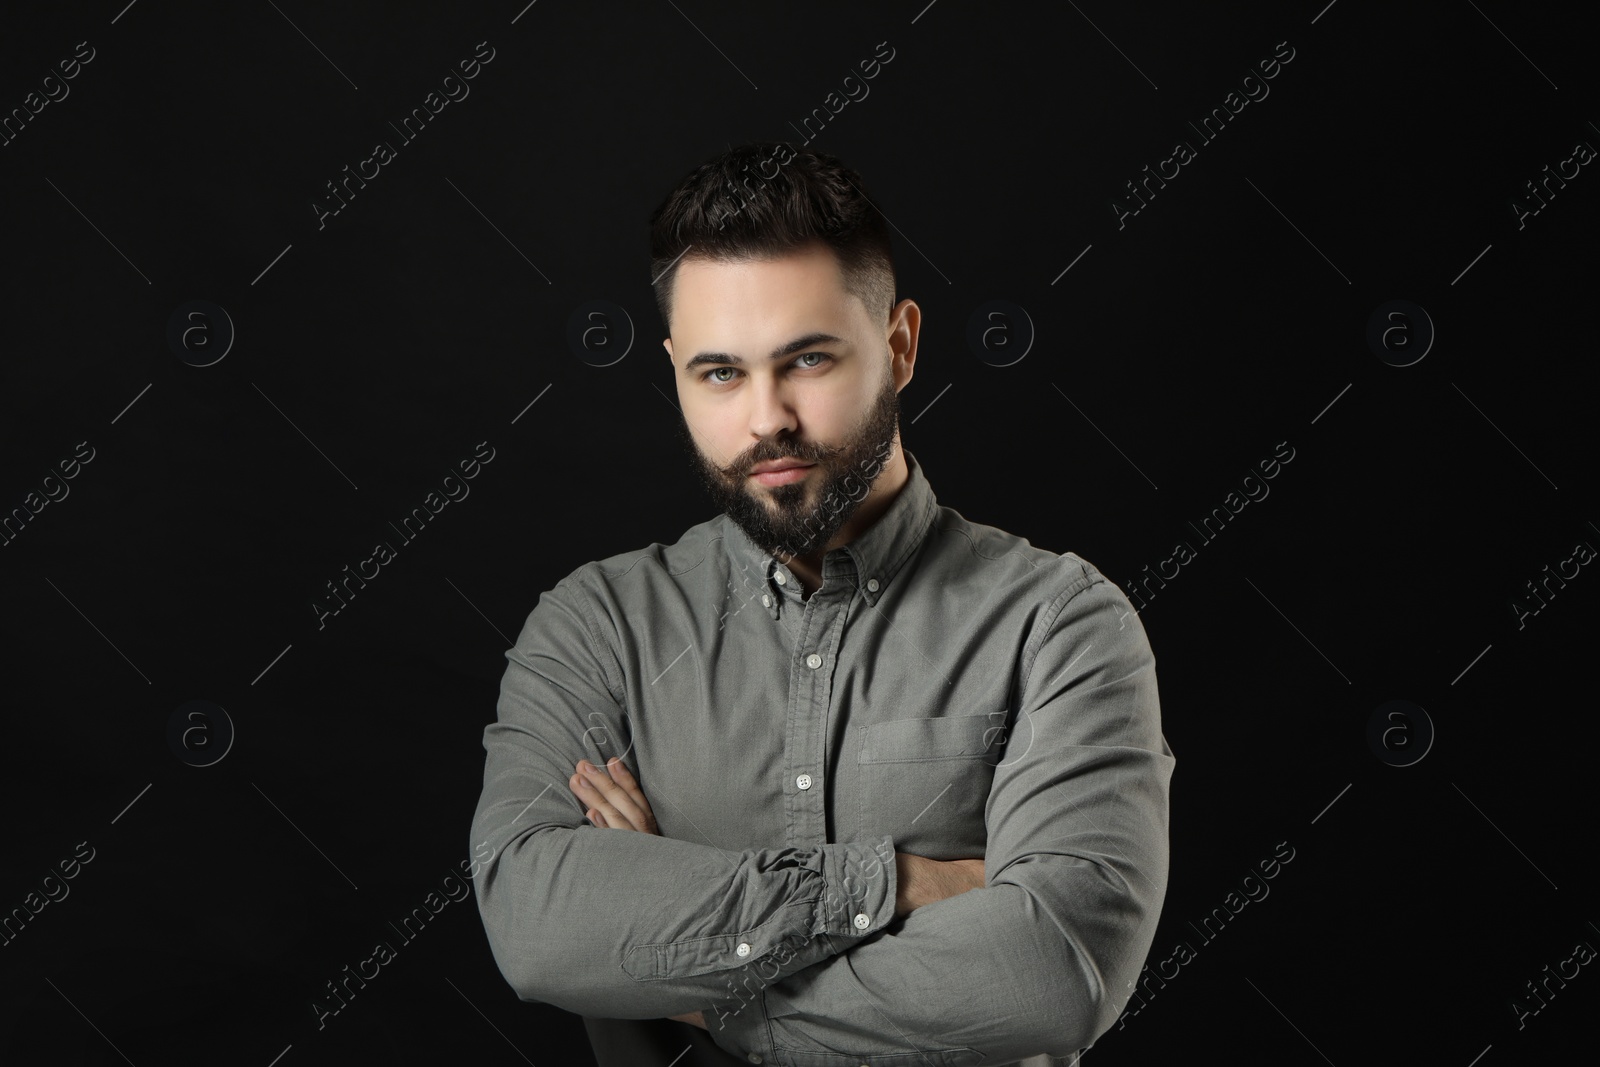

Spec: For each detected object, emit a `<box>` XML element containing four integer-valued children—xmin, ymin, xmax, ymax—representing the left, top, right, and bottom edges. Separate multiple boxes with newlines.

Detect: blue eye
<box><xmin>700</xmin><ymin>353</ymin><xmax>832</xmax><ymax>383</ymax></box>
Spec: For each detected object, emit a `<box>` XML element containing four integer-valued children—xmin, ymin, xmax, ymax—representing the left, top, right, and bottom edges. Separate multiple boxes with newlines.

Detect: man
<box><xmin>470</xmin><ymin>143</ymin><xmax>1174</xmax><ymax>1066</ymax></box>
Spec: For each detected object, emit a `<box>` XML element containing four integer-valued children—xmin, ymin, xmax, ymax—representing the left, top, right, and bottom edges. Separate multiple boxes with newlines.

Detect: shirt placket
<box><xmin>781</xmin><ymin>571</ymin><xmax>851</xmax><ymax>850</ymax></box>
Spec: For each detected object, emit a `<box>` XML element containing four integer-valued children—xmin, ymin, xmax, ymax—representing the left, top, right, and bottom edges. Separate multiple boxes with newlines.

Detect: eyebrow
<box><xmin>682</xmin><ymin>331</ymin><xmax>847</xmax><ymax>373</ymax></box>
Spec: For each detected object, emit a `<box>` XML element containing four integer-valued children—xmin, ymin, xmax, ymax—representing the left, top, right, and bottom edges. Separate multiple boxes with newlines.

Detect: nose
<box><xmin>746</xmin><ymin>373</ymin><xmax>799</xmax><ymax>443</ymax></box>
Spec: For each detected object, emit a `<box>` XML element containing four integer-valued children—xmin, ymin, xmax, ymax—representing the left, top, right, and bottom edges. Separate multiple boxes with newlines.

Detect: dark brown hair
<box><xmin>648</xmin><ymin>142</ymin><xmax>897</xmax><ymax>332</ymax></box>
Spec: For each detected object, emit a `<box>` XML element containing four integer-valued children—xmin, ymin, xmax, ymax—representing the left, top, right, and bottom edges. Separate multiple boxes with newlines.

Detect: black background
<box><xmin>1</xmin><ymin>1</ymin><xmax>1594</xmax><ymax>1063</ymax></box>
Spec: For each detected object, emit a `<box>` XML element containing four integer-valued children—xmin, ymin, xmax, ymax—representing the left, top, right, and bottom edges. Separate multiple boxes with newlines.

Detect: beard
<box><xmin>677</xmin><ymin>366</ymin><xmax>901</xmax><ymax>563</ymax></box>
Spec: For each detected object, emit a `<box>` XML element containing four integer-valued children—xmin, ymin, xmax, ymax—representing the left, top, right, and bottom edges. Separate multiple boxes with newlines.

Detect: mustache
<box><xmin>724</xmin><ymin>444</ymin><xmax>833</xmax><ymax>478</ymax></box>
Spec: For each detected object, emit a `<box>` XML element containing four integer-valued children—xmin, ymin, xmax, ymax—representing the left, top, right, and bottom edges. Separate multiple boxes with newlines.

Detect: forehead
<box><xmin>671</xmin><ymin>243</ymin><xmax>859</xmax><ymax>332</ymax></box>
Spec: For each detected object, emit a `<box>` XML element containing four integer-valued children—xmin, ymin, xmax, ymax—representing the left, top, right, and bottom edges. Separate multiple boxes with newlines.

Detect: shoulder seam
<box><xmin>1018</xmin><ymin>555</ymin><xmax>1104</xmax><ymax>694</ymax></box>
<box><xmin>553</xmin><ymin>574</ymin><xmax>628</xmax><ymax>705</ymax></box>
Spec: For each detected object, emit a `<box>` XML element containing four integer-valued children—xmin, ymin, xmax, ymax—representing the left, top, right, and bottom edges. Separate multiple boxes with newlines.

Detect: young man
<box><xmin>470</xmin><ymin>143</ymin><xmax>1174</xmax><ymax>1066</ymax></box>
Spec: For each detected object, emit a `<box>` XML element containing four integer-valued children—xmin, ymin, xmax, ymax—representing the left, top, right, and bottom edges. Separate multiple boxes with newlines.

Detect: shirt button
<box><xmin>736</xmin><ymin>942</ymin><xmax>751</xmax><ymax>957</ymax></box>
<box><xmin>805</xmin><ymin>653</ymin><xmax>822</xmax><ymax>669</ymax></box>
<box><xmin>747</xmin><ymin>1054</ymin><xmax>763</xmax><ymax>1064</ymax></box>
<box><xmin>796</xmin><ymin>773</ymin><xmax>812</xmax><ymax>790</ymax></box>
<box><xmin>853</xmin><ymin>912</ymin><xmax>870</xmax><ymax>929</ymax></box>
<box><xmin>866</xmin><ymin>578</ymin><xmax>880</xmax><ymax>592</ymax></box>
<box><xmin>775</xmin><ymin>572</ymin><xmax>787</xmax><ymax>586</ymax></box>
<box><xmin>761</xmin><ymin>594</ymin><xmax>772</xmax><ymax>608</ymax></box>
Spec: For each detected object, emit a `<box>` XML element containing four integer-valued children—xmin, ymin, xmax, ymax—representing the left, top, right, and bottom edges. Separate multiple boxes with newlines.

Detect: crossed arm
<box><xmin>632</xmin><ymin>577</ymin><xmax>1167</xmax><ymax>1062</ymax></box>
<box><xmin>471</xmin><ymin>574</ymin><xmax>999</xmax><ymax>1039</ymax></box>
<box><xmin>475</xmin><ymin>569</ymin><xmax>1170</xmax><ymax>1062</ymax></box>
<box><xmin>568</xmin><ymin>756</ymin><xmax>987</xmax><ymax>1031</ymax></box>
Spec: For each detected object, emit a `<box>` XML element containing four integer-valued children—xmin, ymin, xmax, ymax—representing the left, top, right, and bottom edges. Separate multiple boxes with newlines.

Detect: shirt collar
<box><xmin>719</xmin><ymin>447</ymin><xmax>938</xmax><ymax>616</ymax></box>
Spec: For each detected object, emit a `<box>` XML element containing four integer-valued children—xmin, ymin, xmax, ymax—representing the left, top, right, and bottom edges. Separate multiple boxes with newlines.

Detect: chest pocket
<box><xmin>857</xmin><ymin>713</ymin><xmax>1000</xmax><ymax>859</ymax></box>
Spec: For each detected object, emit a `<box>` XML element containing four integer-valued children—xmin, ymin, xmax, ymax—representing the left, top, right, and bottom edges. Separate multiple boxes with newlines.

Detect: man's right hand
<box><xmin>570</xmin><ymin>758</ymin><xmax>660</xmax><ymax>834</ymax></box>
<box><xmin>893</xmin><ymin>853</ymin><xmax>985</xmax><ymax>918</ymax></box>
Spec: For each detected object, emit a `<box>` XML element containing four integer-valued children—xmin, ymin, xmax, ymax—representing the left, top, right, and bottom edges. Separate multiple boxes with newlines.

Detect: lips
<box><xmin>749</xmin><ymin>460</ymin><xmax>813</xmax><ymax>475</ymax></box>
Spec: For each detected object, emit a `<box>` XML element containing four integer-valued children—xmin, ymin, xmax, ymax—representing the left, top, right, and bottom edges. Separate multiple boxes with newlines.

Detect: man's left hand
<box><xmin>668</xmin><ymin>1010</ymin><xmax>708</xmax><ymax>1030</ymax></box>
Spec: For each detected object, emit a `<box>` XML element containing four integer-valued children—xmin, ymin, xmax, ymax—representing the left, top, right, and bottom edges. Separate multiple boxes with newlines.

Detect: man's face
<box><xmin>664</xmin><ymin>242</ymin><xmax>901</xmax><ymax>561</ymax></box>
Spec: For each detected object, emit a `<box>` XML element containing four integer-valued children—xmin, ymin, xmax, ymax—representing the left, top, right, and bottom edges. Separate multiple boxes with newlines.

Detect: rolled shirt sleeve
<box><xmin>470</xmin><ymin>576</ymin><xmax>900</xmax><ymax>1019</ymax></box>
<box><xmin>704</xmin><ymin>572</ymin><xmax>1174</xmax><ymax>1064</ymax></box>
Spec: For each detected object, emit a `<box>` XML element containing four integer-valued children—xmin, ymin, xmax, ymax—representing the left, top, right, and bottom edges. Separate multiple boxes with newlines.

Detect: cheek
<box><xmin>804</xmin><ymin>382</ymin><xmax>870</xmax><ymax>438</ymax></box>
<box><xmin>680</xmin><ymin>398</ymin><xmax>735</xmax><ymax>452</ymax></box>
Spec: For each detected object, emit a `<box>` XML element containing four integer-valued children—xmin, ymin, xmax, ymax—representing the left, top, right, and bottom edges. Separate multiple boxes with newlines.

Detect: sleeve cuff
<box><xmin>708</xmin><ymin>835</ymin><xmax>896</xmax><ymax>1063</ymax></box>
<box><xmin>817</xmin><ymin>833</ymin><xmax>897</xmax><ymax>939</ymax></box>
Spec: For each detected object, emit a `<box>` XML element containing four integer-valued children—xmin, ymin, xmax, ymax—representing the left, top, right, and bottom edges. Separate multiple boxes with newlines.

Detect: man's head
<box><xmin>649</xmin><ymin>143</ymin><xmax>920</xmax><ymax>563</ymax></box>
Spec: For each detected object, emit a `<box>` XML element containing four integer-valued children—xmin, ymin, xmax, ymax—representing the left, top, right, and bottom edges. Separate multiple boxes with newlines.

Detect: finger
<box><xmin>572</xmin><ymin>771</ymin><xmax>633</xmax><ymax>831</ymax></box>
<box><xmin>600</xmin><ymin>758</ymin><xmax>659</xmax><ymax>834</ymax></box>
<box><xmin>577</xmin><ymin>761</ymin><xmax>649</xmax><ymax>832</ymax></box>
<box><xmin>569</xmin><ymin>773</ymin><xmax>600</xmax><ymax>815</ymax></box>
<box><xmin>580</xmin><ymin>759</ymin><xmax>650</xmax><ymax>825</ymax></box>
<box><xmin>571</xmin><ymin>772</ymin><xmax>627</xmax><ymax>829</ymax></box>
<box><xmin>600</xmin><ymin>758</ymin><xmax>658</xmax><ymax>823</ymax></box>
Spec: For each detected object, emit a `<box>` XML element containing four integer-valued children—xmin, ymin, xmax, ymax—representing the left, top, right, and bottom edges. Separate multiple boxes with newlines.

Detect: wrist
<box><xmin>893</xmin><ymin>851</ymin><xmax>926</xmax><ymax>916</ymax></box>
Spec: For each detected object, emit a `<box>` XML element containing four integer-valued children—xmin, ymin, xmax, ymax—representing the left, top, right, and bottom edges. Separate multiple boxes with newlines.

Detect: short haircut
<box><xmin>648</xmin><ymin>142</ymin><xmax>897</xmax><ymax>333</ymax></box>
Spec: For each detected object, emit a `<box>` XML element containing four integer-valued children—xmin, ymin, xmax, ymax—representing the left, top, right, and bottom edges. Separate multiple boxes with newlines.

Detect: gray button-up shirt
<box><xmin>471</xmin><ymin>448</ymin><xmax>1174</xmax><ymax>1066</ymax></box>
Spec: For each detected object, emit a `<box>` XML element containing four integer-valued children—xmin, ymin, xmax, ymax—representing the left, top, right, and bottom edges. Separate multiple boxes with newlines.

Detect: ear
<box><xmin>887</xmin><ymin>298</ymin><xmax>920</xmax><ymax>391</ymax></box>
<box><xmin>663</xmin><ymin>337</ymin><xmax>674</xmax><ymax>362</ymax></box>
